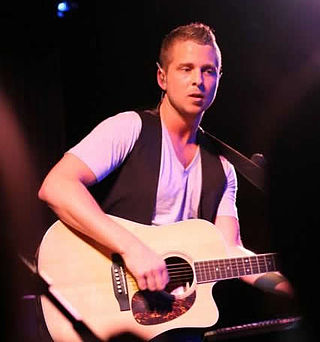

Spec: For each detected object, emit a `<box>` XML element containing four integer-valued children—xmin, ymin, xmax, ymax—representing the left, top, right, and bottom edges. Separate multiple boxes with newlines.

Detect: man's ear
<box><xmin>156</xmin><ymin>62</ymin><xmax>167</xmax><ymax>91</ymax></box>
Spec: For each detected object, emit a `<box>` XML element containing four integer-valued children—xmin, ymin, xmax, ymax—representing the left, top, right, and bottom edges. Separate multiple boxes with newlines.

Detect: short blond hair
<box><xmin>159</xmin><ymin>22</ymin><xmax>222</xmax><ymax>71</ymax></box>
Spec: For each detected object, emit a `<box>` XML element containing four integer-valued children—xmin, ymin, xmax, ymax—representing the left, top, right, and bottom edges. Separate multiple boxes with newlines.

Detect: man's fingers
<box><xmin>137</xmin><ymin>267</ymin><xmax>169</xmax><ymax>291</ymax></box>
<box><xmin>136</xmin><ymin>275</ymin><xmax>147</xmax><ymax>291</ymax></box>
<box><xmin>146</xmin><ymin>272</ymin><xmax>158</xmax><ymax>291</ymax></box>
<box><xmin>152</xmin><ymin>268</ymin><xmax>169</xmax><ymax>291</ymax></box>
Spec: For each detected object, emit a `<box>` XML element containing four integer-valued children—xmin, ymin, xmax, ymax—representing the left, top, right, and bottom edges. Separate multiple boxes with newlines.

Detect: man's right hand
<box><xmin>121</xmin><ymin>241</ymin><xmax>169</xmax><ymax>291</ymax></box>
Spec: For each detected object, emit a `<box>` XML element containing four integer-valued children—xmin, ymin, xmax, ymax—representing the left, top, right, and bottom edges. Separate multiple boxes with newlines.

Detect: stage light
<box><xmin>57</xmin><ymin>2</ymin><xmax>70</xmax><ymax>12</ymax></box>
<box><xmin>56</xmin><ymin>1</ymin><xmax>78</xmax><ymax>18</ymax></box>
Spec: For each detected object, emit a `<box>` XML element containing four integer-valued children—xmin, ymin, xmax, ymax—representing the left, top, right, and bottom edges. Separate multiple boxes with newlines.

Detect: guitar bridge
<box><xmin>111</xmin><ymin>254</ymin><xmax>130</xmax><ymax>311</ymax></box>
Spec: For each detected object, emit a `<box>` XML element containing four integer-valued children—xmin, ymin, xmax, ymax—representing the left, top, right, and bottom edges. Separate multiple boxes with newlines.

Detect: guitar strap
<box><xmin>198</xmin><ymin>127</ymin><xmax>265</xmax><ymax>192</ymax></box>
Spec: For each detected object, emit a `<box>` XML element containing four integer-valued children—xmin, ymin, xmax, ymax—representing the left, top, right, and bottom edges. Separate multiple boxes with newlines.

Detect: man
<box><xmin>39</xmin><ymin>22</ymin><xmax>292</xmax><ymax>341</ymax></box>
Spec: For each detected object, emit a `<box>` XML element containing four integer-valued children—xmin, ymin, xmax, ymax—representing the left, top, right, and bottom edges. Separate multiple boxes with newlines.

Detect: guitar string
<box><xmin>166</xmin><ymin>261</ymin><xmax>276</xmax><ymax>273</ymax></box>
<box><xmin>124</xmin><ymin>257</ymin><xmax>277</xmax><ymax>287</ymax></box>
<box><xmin>165</xmin><ymin>259</ymin><xmax>276</xmax><ymax>267</ymax></box>
<box><xmin>123</xmin><ymin>260</ymin><xmax>276</xmax><ymax>279</ymax></box>
<box><xmin>125</xmin><ymin>265</ymin><xmax>273</xmax><ymax>284</ymax></box>
<box><xmin>166</xmin><ymin>256</ymin><xmax>276</xmax><ymax>268</ymax></box>
<box><xmin>126</xmin><ymin>264</ymin><xmax>277</xmax><ymax>286</ymax></box>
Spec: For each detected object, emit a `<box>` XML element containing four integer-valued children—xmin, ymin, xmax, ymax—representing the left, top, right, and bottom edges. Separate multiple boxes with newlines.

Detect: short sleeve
<box><xmin>216</xmin><ymin>156</ymin><xmax>239</xmax><ymax>219</ymax></box>
<box><xmin>66</xmin><ymin>111</ymin><xmax>142</xmax><ymax>181</ymax></box>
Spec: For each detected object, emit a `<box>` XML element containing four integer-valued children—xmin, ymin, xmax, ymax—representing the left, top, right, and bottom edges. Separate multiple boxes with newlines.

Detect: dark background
<box><xmin>1</xmin><ymin>0</ymin><xmax>319</xmax><ymax>340</ymax></box>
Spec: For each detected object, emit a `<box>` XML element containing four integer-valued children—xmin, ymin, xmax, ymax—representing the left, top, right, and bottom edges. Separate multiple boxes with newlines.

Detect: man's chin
<box><xmin>186</xmin><ymin>104</ymin><xmax>206</xmax><ymax>116</ymax></box>
<box><xmin>179</xmin><ymin>107</ymin><xmax>205</xmax><ymax>120</ymax></box>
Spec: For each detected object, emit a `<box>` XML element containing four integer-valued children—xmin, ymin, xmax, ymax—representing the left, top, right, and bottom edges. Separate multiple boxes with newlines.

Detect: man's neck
<box><xmin>159</xmin><ymin>99</ymin><xmax>203</xmax><ymax>145</ymax></box>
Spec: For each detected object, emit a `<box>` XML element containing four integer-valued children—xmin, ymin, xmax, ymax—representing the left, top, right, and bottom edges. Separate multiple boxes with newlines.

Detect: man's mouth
<box><xmin>189</xmin><ymin>93</ymin><xmax>204</xmax><ymax>99</ymax></box>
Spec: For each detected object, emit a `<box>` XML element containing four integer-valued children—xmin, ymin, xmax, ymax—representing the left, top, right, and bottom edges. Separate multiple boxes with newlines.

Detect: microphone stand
<box><xmin>19</xmin><ymin>255</ymin><xmax>103</xmax><ymax>342</ymax></box>
<box><xmin>198</xmin><ymin>127</ymin><xmax>266</xmax><ymax>192</ymax></box>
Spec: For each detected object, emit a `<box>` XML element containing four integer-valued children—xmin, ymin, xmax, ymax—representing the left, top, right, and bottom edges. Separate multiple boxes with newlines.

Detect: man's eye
<box><xmin>181</xmin><ymin>67</ymin><xmax>191</xmax><ymax>72</ymax></box>
<box><xmin>205</xmin><ymin>69</ymin><xmax>217</xmax><ymax>75</ymax></box>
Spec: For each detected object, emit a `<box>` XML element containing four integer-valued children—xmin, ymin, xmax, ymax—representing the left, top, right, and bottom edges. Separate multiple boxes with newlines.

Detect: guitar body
<box><xmin>38</xmin><ymin>216</ymin><xmax>229</xmax><ymax>341</ymax></box>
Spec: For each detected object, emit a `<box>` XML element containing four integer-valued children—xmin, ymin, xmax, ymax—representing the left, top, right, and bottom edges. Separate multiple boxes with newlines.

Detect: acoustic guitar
<box><xmin>37</xmin><ymin>215</ymin><xmax>278</xmax><ymax>341</ymax></box>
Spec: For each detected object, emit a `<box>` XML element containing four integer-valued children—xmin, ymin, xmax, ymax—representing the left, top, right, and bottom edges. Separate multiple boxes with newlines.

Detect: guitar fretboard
<box><xmin>195</xmin><ymin>253</ymin><xmax>278</xmax><ymax>283</ymax></box>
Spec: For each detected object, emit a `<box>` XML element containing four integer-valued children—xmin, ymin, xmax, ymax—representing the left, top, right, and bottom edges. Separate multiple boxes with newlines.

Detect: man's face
<box><xmin>161</xmin><ymin>40</ymin><xmax>221</xmax><ymax>117</ymax></box>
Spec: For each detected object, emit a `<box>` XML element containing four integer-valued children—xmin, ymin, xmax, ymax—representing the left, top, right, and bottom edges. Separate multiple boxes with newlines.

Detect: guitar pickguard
<box><xmin>132</xmin><ymin>290</ymin><xmax>196</xmax><ymax>325</ymax></box>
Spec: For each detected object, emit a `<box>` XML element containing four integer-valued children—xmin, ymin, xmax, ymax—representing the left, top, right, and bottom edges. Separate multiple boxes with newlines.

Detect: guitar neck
<box><xmin>195</xmin><ymin>253</ymin><xmax>278</xmax><ymax>283</ymax></box>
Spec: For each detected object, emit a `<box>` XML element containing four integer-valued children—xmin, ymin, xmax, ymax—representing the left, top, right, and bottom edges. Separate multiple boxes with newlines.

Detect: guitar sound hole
<box><xmin>131</xmin><ymin>257</ymin><xmax>196</xmax><ymax>325</ymax></box>
<box><xmin>165</xmin><ymin>256</ymin><xmax>194</xmax><ymax>296</ymax></box>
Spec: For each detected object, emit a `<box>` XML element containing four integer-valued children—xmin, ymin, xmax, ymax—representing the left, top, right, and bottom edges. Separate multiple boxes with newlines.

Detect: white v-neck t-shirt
<box><xmin>67</xmin><ymin>111</ymin><xmax>238</xmax><ymax>225</ymax></box>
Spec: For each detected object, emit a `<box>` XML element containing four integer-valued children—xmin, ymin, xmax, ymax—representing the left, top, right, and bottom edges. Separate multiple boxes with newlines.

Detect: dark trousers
<box><xmin>150</xmin><ymin>328</ymin><xmax>203</xmax><ymax>342</ymax></box>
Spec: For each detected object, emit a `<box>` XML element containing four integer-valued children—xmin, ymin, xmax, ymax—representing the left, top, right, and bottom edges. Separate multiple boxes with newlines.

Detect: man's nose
<box><xmin>191</xmin><ymin>69</ymin><xmax>204</xmax><ymax>86</ymax></box>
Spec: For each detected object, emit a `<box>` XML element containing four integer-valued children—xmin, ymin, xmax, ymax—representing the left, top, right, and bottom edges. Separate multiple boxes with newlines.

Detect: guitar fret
<box><xmin>209</xmin><ymin>261</ymin><xmax>216</xmax><ymax>280</ymax></box>
<box><xmin>213</xmin><ymin>260</ymin><xmax>221</xmax><ymax>280</ymax></box>
<box><xmin>243</xmin><ymin>257</ymin><xmax>249</xmax><ymax>275</ymax></box>
<box><xmin>218</xmin><ymin>259</ymin><xmax>227</xmax><ymax>279</ymax></box>
<box><xmin>265</xmin><ymin>254</ymin><xmax>276</xmax><ymax>272</ymax></box>
<box><xmin>237</xmin><ymin>257</ymin><xmax>245</xmax><ymax>276</ymax></box>
<box><xmin>194</xmin><ymin>262</ymin><xmax>204</xmax><ymax>282</ymax></box>
<box><xmin>230</xmin><ymin>258</ymin><xmax>239</xmax><ymax>277</ymax></box>
<box><xmin>272</xmin><ymin>254</ymin><xmax>277</xmax><ymax>270</ymax></box>
<box><xmin>204</xmin><ymin>261</ymin><xmax>211</xmax><ymax>281</ymax></box>
<box><xmin>259</xmin><ymin>256</ymin><xmax>268</xmax><ymax>273</ymax></box>
<box><xmin>251</xmin><ymin>255</ymin><xmax>260</xmax><ymax>274</ymax></box>
<box><xmin>224</xmin><ymin>258</ymin><xmax>232</xmax><ymax>278</ymax></box>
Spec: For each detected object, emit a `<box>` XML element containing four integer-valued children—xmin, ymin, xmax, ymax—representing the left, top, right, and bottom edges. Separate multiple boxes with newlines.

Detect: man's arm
<box><xmin>38</xmin><ymin>153</ymin><xmax>168</xmax><ymax>291</ymax></box>
<box><xmin>214</xmin><ymin>215</ymin><xmax>294</xmax><ymax>297</ymax></box>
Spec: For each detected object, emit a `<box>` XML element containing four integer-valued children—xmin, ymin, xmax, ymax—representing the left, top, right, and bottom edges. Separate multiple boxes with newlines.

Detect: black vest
<box><xmin>90</xmin><ymin>109</ymin><xmax>227</xmax><ymax>225</ymax></box>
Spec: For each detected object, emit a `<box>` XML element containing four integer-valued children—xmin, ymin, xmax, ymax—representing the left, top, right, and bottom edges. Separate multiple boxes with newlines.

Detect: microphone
<box><xmin>250</xmin><ymin>153</ymin><xmax>266</xmax><ymax>168</ymax></box>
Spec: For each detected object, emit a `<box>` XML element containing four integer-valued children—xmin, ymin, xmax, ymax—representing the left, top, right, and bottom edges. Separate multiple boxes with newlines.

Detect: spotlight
<box><xmin>56</xmin><ymin>1</ymin><xmax>78</xmax><ymax>18</ymax></box>
<box><xmin>58</xmin><ymin>2</ymin><xmax>70</xmax><ymax>12</ymax></box>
